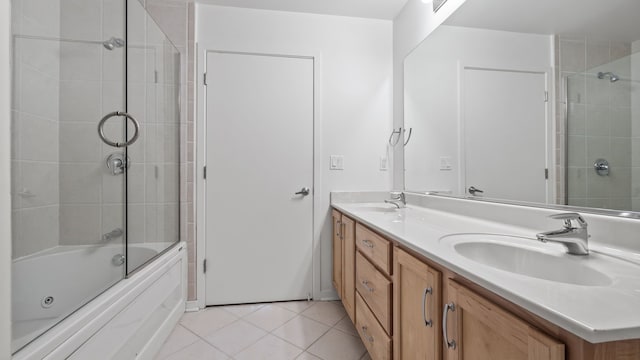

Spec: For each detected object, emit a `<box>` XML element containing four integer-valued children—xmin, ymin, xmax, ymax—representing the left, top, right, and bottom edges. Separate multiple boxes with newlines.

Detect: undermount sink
<box><xmin>354</xmin><ymin>204</ymin><xmax>401</xmax><ymax>213</ymax></box>
<box><xmin>361</xmin><ymin>206</ymin><xmax>398</xmax><ymax>213</ymax></box>
<box><xmin>442</xmin><ymin>234</ymin><xmax>613</xmax><ymax>286</ymax></box>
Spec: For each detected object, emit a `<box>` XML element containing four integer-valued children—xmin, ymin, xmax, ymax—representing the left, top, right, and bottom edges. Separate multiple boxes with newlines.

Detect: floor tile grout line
<box><xmin>154</xmin><ymin>324</ymin><xmax>201</xmax><ymax>360</ymax></box>
<box><xmin>163</xmin><ymin>301</ymin><xmax>360</xmax><ymax>360</ymax></box>
<box><xmin>179</xmin><ymin>318</ymin><xmax>246</xmax><ymax>358</ymax></box>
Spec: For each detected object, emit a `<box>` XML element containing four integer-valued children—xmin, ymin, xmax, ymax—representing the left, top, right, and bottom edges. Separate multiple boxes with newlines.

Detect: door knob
<box><xmin>295</xmin><ymin>187</ymin><xmax>310</xmax><ymax>196</ymax></box>
<box><xmin>468</xmin><ymin>186</ymin><xmax>484</xmax><ymax>195</ymax></box>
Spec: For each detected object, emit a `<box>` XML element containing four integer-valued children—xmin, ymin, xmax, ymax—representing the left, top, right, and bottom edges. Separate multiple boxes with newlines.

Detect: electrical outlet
<box><xmin>330</xmin><ymin>155</ymin><xmax>344</xmax><ymax>170</ymax></box>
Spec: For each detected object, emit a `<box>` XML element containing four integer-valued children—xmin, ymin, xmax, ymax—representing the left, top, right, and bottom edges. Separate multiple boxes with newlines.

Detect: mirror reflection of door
<box><xmin>462</xmin><ymin>66</ymin><xmax>549</xmax><ymax>203</ymax></box>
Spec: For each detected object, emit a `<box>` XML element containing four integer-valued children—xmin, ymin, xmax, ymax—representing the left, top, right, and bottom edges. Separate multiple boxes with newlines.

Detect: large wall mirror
<box><xmin>404</xmin><ymin>0</ymin><xmax>640</xmax><ymax>216</ymax></box>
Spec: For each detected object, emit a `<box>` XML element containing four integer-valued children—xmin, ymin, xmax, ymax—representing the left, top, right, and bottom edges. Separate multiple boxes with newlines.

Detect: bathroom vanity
<box><xmin>332</xmin><ymin>192</ymin><xmax>640</xmax><ymax>360</ymax></box>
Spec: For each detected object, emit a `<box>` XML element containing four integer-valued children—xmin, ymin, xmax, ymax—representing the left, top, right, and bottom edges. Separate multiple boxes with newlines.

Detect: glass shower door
<box><xmin>10</xmin><ymin>0</ymin><xmax>128</xmax><ymax>352</ymax></box>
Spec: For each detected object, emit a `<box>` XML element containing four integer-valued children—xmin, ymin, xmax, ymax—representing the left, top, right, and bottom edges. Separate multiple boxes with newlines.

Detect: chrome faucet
<box><xmin>102</xmin><ymin>228</ymin><xmax>124</xmax><ymax>242</ymax></box>
<box><xmin>536</xmin><ymin>213</ymin><xmax>589</xmax><ymax>255</ymax></box>
<box><xmin>385</xmin><ymin>191</ymin><xmax>406</xmax><ymax>209</ymax></box>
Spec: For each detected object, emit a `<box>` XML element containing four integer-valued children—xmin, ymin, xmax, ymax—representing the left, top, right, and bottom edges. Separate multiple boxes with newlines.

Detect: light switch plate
<box><xmin>440</xmin><ymin>156</ymin><xmax>453</xmax><ymax>170</ymax></box>
<box><xmin>330</xmin><ymin>155</ymin><xmax>344</xmax><ymax>170</ymax></box>
<box><xmin>379</xmin><ymin>157</ymin><xmax>388</xmax><ymax>171</ymax></box>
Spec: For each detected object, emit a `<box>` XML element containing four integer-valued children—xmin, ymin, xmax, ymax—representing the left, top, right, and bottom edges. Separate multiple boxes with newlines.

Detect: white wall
<box><xmin>195</xmin><ymin>5</ymin><xmax>393</xmax><ymax>300</ymax></box>
<box><xmin>403</xmin><ymin>25</ymin><xmax>552</xmax><ymax>193</ymax></box>
<box><xmin>392</xmin><ymin>0</ymin><xmax>467</xmax><ymax>189</ymax></box>
<box><xmin>632</xmin><ymin>41</ymin><xmax>640</xmax><ymax>211</ymax></box>
<box><xmin>1</xmin><ymin>0</ymin><xmax>13</xmax><ymax>357</ymax></box>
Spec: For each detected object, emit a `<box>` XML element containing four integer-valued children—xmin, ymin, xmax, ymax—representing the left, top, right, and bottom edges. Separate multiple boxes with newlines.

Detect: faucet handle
<box><xmin>549</xmin><ymin>213</ymin><xmax>587</xmax><ymax>229</ymax></box>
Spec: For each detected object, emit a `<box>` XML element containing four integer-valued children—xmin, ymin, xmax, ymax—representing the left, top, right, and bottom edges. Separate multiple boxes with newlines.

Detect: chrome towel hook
<box><xmin>98</xmin><ymin>111</ymin><xmax>141</xmax><ymax>148</ymax></box>
<box><xmin>403</xmin><ymin>127</ymin><xmax>413</xmax><ymax>146</ymax></box>
<box><xmin>388</xmin><ymin>127</ymin><xmax>402</xmax><ymax>146</ymax></box>
<box><xmin>388</xmin><ymin>127</ymin><xmax>413</xmax><ymax>147</ymax></box>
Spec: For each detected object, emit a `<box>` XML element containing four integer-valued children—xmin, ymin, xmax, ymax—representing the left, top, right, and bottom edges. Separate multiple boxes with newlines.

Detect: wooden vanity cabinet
<box><xmin>355</xmin><ymin>222</ymin><xmax>394</xmax><ymax>359</ymax></box>
<box><xmin>332</xmin><ymin>210</ymin><xmax>343</xmax><ymax>299</ymax></box>
<box><xmin>443</xmin><ymin>280</ymin><xmax>564</xmax><ymax>360</ymax></box>
<box><xmin>332</xmin><ymin>210</ymin><xmax>355</xmax><ymax>321</ymax></box>
<box><xmin>393</xmin><ymin>247</ymin><xmax>442</xmax><ymax>360</ymax></box>
<box><xmin>332</xmin><ymin>206</ymin><xmax>640</xmax><ymax>360</ymax></box>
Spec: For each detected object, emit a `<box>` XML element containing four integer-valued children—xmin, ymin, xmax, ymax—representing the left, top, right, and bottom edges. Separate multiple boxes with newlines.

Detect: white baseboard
<box><xmin>185</xmin><ymin>301</ymin><xmax>201</xmax><ymax>312</ymax></box>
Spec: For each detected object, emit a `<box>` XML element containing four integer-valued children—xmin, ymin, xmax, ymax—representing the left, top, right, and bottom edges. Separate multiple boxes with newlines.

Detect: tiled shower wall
<box><xmin>556</xmin><ymin>36</ymin><xmax>633</xmax><ymax>210</ymax></box>
<box><xmin>57</xmin><ymin>0</ymin><xmax>127</xmax><ymax>247</ymax></box>
<box><xmin>10</xmin><ymin>0</ymin><xmax>61</xmax><ymax>258</ymax></box>
<box><xmin>143</xmin><ymin>0</ymin><xmax>196</xmax><ymax>301</ymax></box>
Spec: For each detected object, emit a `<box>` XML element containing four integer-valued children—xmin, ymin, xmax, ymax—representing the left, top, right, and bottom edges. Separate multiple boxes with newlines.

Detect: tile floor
<box><xmin>155</xmin><ymin>300</ymin><xmax>372</xmax><ymax>360</ymax></box>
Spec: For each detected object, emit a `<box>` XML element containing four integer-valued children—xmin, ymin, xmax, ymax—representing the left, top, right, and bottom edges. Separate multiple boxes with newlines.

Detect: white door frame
<box><xmin>457</xmin><ymin>62</ymin><xmax>555</xmax><ymax>204</ymax></box>
<box><xmin>195</xmin><ymin>47</ymin><xmax>323</xmax><ymax>309</ymax></box>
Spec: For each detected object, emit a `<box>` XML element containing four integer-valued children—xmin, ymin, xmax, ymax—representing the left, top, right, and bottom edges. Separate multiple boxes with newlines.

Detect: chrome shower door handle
<box><xmin>98</xmin><ymin>111</ymin><xmax>141</xmax><ymax>148</ymax></box>
<box><xmin>295</xmin><ymin>187</ymin><xmax>310</xmax><ymax>196</ymax></box>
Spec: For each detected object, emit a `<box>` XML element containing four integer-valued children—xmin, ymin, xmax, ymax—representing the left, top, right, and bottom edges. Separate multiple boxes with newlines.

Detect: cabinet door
<box><xmin>393</xmin><ymin>248</ymin><xmax>441</xmax><ymax>360</ymax></box>
<box><xmin>443</xmin><ymin>280</ymin><xmax>564</xmax><ymax>360</ymax></box>
<box><xmin>332</xmin><ymin>210</ymin><xmax>343</xmax><ymax>298</ymax></box>
<box><xmin>342</xmin><ymin>215</ymin><xmax>356</xmax><ymax>321</ymax></box>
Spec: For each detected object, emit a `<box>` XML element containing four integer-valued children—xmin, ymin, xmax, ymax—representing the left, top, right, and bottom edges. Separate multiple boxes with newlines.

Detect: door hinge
<box><xmin>544</xmin><ymin>91</ymin><xmax>549</xmax><ymax>103</ymax></box>
<box><xmin>203</xmin><ymin>259</ymin><xmax>207</xmax><ymax>274</ymax></box>
<box><xmin>545</xmin><ymin>168</ymin><xmax>549</xmax><ymax>179</ymax></box>
<box><xmin>203</xmin><ymin>73</ymin><xmax>207</xmax><ymax>86</ymax></box>
<box><xmin>203</xmin><ymin>166</ymin><xmax>207</xmax><ymax>179</ymax></box>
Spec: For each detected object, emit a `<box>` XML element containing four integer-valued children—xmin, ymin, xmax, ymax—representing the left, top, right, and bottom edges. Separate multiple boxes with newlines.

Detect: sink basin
<box><xmin>360</xmin><ymin>206</ymin><xmax>398</xmax><ymax>213</ymax></box>
<box><xmin>443</xmin><ymin>234</ymin><xmax>613</xmax><ymax>286</ymax></box>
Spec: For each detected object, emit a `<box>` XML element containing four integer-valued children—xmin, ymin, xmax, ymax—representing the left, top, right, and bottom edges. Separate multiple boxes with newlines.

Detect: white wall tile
<box><xmin>560</xmin><ymin>39</ymin><xmax>586</xmax><ymax>73</ymax></box>
<box><xmin>59</xmin><ymin>123</ymin><xmax>102</xmax><ymax>162</ymax></box>
<box><xmin>611</xmin><ymin>138</ymin><xmax>632</xmax><ymax>166</ymax></box>
<box><xmin>60</xmin><ymin>0</ymin><xmax>101</xmax><ymax>41</ymax></box>
<box><xmin>20</xmin><ymin>0</ymin><xmax>61</xmax><ymax>37</ymax></box>
<box><xmin>585</xmin><ymin>76</ymin><xmax>610</xmax><ymax>106</ymax></box>
<box><xmin>586</xmin><ymin>39</ymin><xmax>610</xmax><ymax>70</ymax></box>
<box><xmin>12</xmin><ymin>206</ymin><xmax>59</xmax><ymax>258</ymax></box>
<box><xmin>17</xmin><ymin>162</ymin><xmax>59</xmax><ymax>208</ymax></box>
<box><xmin>18</xmin><ymin>113</ymin><xmax>59</xmax><ymax>162</ymax></box>
<box><xmin>60</xmin><ymin>42</ymin><xmax>101</xmax><ymax>82</ymax></box>
<box><xmin>59</xmin><ymin>163</ymin><xmax>102</xmax><ymax>204</ymax></box>
<box><xmin>18</xmin><ymin>65</ymin><xmax>59</xmax><ymax>119</ymax></box>
<box><xmin>59</xmin><ymin>81</ymin><xmax>101</xmax><ymax>123</ymax></box>
<box><xmin>586</xmin><ymin>136</ymin><xmax>611</xmax><ymax>164</ymax></box>
<box><xmin>585</xmin><ymin>105</ymin><xmax>610</xmax><ymax>136</ymax></box>
<box><xmin>59</xmin><ymin>205</ymin><xmax>101</xmax><ymax>245</ymax></box>
<box><xmin>611</xmin><ymin>107</ymin><xmax>632</xmax><ymax>137</ymax></box>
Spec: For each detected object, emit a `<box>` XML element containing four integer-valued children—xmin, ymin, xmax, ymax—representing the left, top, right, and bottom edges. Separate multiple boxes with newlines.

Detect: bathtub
<box><xmin>12</xmin><ymin>242</ymin><xmax>186</xmax><ymax>359</ymax></box>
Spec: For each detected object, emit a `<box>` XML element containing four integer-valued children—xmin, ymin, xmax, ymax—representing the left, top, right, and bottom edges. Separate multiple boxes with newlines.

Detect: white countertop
<box><xmin>332</xmin><ymin>200</ymin><xmax>640</xmax><ymax>344</ymax></box>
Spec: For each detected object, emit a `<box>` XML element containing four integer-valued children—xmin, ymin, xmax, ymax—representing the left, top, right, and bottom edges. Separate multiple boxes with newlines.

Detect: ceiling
<box><xmin>191</xmin><ymin>0</ymin><xmax>409</xmax><ymax>20</ymax></box>
<box><xmin>445</xmin><ymin>0</ymin><xmax>640</xmax><ymax>43</ymax></box>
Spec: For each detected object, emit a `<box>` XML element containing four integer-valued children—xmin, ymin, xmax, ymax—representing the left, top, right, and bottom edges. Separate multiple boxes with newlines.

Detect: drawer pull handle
<box><xmin>362</xmin><ymin>239</ymin><xmax>374</xmax><ymax>248</ymax></box>
<box><xmin>341</xmin><ymin>223</ymin><xmax>346</xmax><ymax>240</ymax></box>
<box><xmin>361</xmin><ymin>326</ymin><xmax>374</xmax><ymax>343</ymax></box>
<box><xmin>443</xmin><ymin>302</ymin><xmax>456</xmax><ymax>349</ymax></box>
<box><xmin>336</xmin><ymin>220</ymin><xmax>341</xmax><ymax>237</ymax></box>
<box><xmin>361</xmin><ymin>280</ymin><xmax>375</xmax><ymax>293</ymax></box>
<box><xmin>422</xmin><ymin>287</ymin><xmax>433</xmax><ymax>327</ymax></box>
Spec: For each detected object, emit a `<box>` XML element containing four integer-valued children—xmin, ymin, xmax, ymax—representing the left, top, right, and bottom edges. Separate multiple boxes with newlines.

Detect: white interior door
<box><xmin>462</xmin><ymin>67</ymin><xmax>548</xmax><ymax>203</ymax></box>
<box><xmin>205</xmin><ymin>52</ymin><xmax>314</xmax><ymax>306</ymax></box>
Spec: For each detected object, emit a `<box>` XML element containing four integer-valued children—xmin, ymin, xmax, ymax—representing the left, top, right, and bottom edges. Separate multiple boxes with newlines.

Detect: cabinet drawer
<box><xmin>356</xmin><ymin>293</ymin><xmax>392</xmax><ymax>360</ymax></box>
<box><xmin>356</xmin><ymin>252</ymin><xmax>391</xmax><ymax>334</ymax></box>
<box><xmin>356</xmin><ymin>223</ymin><xmax>391</xmax><ymax>274</ymax></box>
